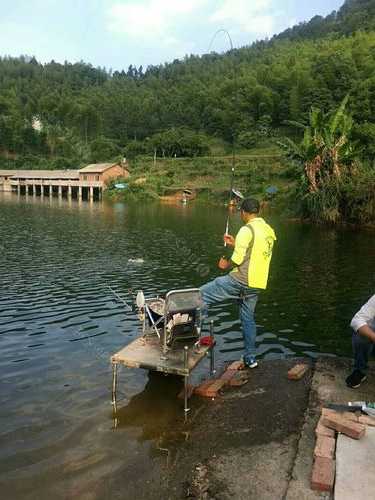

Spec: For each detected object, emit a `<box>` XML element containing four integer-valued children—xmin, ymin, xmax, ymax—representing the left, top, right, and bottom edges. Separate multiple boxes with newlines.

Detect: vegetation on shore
<box><xmin>106</xmin><ymin>145</ymin><xmax>290</xmax><ymax>204</ymax></box>
<box><xmin>279</xmin><ymin>97</ymin><xmax>375</xmax><ymax>224</ymax></box>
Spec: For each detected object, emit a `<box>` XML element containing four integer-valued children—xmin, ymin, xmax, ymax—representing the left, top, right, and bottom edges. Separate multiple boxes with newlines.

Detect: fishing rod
<box><xmin>208</xmin><ymin>30</ymin><xmax>240</xmax><ymax>251</ymax></box>
<box><xmin>224</xmin><ymin>167</ymin><xmax>235</xmax><ymax>247</ymax></box>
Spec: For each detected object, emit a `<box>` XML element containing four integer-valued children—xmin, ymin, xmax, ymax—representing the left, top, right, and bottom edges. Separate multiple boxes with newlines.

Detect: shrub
<box><xmin>237</xmin><ymin>131</ymin><xmax>257</xmax><ymax>149</ymax></box>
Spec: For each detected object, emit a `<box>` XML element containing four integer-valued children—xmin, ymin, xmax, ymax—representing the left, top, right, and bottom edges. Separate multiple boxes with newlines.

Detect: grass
<box><xmin>106</xmin><ymin>145</ymin><xmax>296</xmax><ymax>209</ymax></box>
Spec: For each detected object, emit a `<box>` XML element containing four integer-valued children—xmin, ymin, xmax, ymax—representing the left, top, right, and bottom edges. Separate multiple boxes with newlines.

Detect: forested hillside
<box><xmin>275</xmin><ymin>0</ymin><xmax>375</xmax><ymax>40</ymax></box>
<box><xmin>1</xmin><ymin>0</ymin><xmax>375</xmax><ymax>169</ymax></box>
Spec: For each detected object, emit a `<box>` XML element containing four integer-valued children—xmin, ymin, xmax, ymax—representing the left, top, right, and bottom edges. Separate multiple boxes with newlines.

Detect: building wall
<box><xmin>79</xmin><ymin>172</ymin><xmax>103</xmax><ymax>182</ymax></box>
<box><xmin>102</xmin><ymin>164</ymin><xmax>129</xmax><ymax>183</ymax></box>
<box><xmin>78</xmin><ymin>164</ymin><xmax>129</xmax><ymax>186</ymax></box>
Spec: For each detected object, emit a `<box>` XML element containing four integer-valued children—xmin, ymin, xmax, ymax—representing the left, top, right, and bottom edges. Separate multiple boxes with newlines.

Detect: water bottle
<box><xmin>136</xmin><ymin>290</ymin><xmax>145</xmax><ymax>308</ymax></box>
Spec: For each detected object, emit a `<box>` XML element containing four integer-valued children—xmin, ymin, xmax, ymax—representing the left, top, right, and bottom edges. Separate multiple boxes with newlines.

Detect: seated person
<box><xmin>346</xmin><ymin>294</ymin><xmax>375</xmax><ymax>388</ymax></box>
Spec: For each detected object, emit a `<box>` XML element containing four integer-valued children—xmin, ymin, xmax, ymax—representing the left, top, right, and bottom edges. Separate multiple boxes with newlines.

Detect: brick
<box><xmin>194</xmin><ymin>379</ymin><xmax>215</xmax><ymax>397</ymax></box>
<box><xmin>322</xmin><ymin>413</ymin><xmax>366</xmax><ymax>440</ymax></box>
<box><xmin>321</xmin><ymin>408</ymin><xmax>358</xmax><ymax>423</ymax></box>
<box><xmin>321</xmin><ymin>408</ymin><xmax>337</xmax><ymax>418</ymax></box>
<box><xmin>315</xmin><ymin>418</ymin><xmax>336</xmax><ymax>438</ymax></box>
<box><xmin>311</xmin><ymin>457</ymin><xmax>335</xmax><ymax>492</ymax></box>
<box><xmin>342</xmin><ymin>411</ymin><xmax>359</xmax><ymax>423</ymax></box>
<box><xmin>203</xmin><ymin>379</ymin><xmax>226</xmax><ymax>398</ymax></box>
<box><xmin>314</xmin><ymin>435</ymin><xmax>336</xmax><ymax>459</ymax></box>
<box><xmin>229</xmin><ymin>371</ymin><xmax>249</xmax><ymax>387</ymax></box>
<box><xmin>194</xmin><ymin>378</ymin><xmax>225</xmax><ymax>398</ymax></box>
<box><xmin>219</xmin><ymin>369</ymin><xmax>237</xmax><ymax>384</ymax></box>
<box><xmin>288</xmin><ymin>363</ymin><xmax>309</xmax><ymax>380</ymax></box>
<box><xmin>358</xmin><ymin>415</ymin><xmax>375</xmax><ymax>427</ymax></box>
<box><xmin>227</xmin><ymin>360</ymin><xmax>245</xmax><ymax>371</ymax></box>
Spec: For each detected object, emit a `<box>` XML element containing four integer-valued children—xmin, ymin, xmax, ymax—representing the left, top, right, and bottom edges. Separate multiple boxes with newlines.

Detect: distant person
<box><xmin>200</xmin><ymin>198</ymin><xmax>276</xmax><ymax>368</ymax></box>
<box><xmin>346</xmin><ymin>294</ymin><xmax>375</xmax><ymax>388</ymax></box>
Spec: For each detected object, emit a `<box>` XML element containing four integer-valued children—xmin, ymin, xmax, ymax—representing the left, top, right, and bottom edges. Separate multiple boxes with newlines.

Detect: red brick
<box><xmin>314</xmin><ymin>435</ymin><xmax>336</xmax><ymax>459</ymax></box>
<box><xmin>311</xmin><ymin>457</ymin><xmax>335</xmax><ymax>492</ymax></box>
<box><xmin>194</xmin><ymin>379</ymin><xmax>215</xmax><ymax>397</ymax></box>
<box><xmin>288</xmin><ymin>363</ymin><xmax>309</xmax><ymax>380</ymax></box>
<box><xmin>229</xmin><ymin>371</ymin><xmax>249</xmax><ymax>387</ymax></box>
<box><xmin>321</xmin><ymin>408</ymin><xmax>337</xmax><ymax>419</ymax></box>
<box><xmin>322</xmin><ymin>413</ymin><xmax>366</xmax><ymax>440</ymax></box>
<box><xmin>342</xmin><ymin>411</ymin><xmax>359</xmax><ymax>423</ymax></box>
<box><xmin>194</xmin><ymin>379</ymin><xmax>225</xmax><ymax>398</ymax></box>
<box><xmin>358</xmin><ymin>415</ymin><xmax>375</xmax><ymax>427</ymax></box>
<box><xmin>315</xmin><ymin>418</ymin><xmax>335</xmax><ymax>438</ymax></box>
<box><xmin>203</xmin><ymin>379</ymin><xmax>226</xmax><ymax>398</ymax></box>
<box><xmin>321</xmin><ymin>408</ymin><xmax>358</xmax><ymax>423</ymax></box>
<box><xmin>219</xmin><ymin>369</ymin><xmax>237</xmax><ymax>384</ymax></box>
<box><xmin>227</xmin><ymin>360</ymin><xmax>245</xmax><ymax>371</ymax></box>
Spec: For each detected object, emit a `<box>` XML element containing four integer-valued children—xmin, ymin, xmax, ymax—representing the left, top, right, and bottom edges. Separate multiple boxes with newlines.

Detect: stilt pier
<box><xmin>0</xmin><ymin>162</ymin><xmax>129</xmax><ymax>201</ymax></box>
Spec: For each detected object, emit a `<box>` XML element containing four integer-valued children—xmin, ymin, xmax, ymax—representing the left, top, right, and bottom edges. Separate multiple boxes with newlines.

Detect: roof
<box><xmin>0</xmin><ymin>169</ymin><xmax>79</xmax><ymax>179</ymax></box>
<box><xmin>79</xmin><ymin>163</ymin><xmax>122</xmax><ymax>173</ymax></box>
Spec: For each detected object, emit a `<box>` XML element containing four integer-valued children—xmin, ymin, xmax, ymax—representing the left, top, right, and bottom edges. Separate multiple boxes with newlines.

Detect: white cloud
<box><xmin>210</xmin><ymin>0</ymin><xmax>276</xmax><ymax>36</ymax></box>
<box><xmin>108</xmin><ymin>0</ymin><xmax>207</xmax><ymax>39</ymax></box>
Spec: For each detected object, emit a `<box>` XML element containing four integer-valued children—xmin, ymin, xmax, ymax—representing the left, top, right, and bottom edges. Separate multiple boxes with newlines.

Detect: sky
<box><xmin>0</xmin><ymin>0</ymin><xmax>345</xmax><ymax>71</ymax></box>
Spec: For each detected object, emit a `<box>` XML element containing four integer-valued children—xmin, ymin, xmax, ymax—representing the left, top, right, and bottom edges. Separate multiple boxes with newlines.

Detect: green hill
<box><xmin>275</xmin><ymin>0</ymin><xmax>375</xmax><ymax>40</ymax></box>
<box><xmin>1</xmin><ymin>0</ymin><xmax>375</xmax><ymax>169</ymax></box>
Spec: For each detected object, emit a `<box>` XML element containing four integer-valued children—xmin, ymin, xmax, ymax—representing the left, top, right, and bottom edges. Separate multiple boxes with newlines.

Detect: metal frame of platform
<box><xmin>111</xmin><ymin>321</ymin><xmax>216</xmax><ymax>419</ymax></box>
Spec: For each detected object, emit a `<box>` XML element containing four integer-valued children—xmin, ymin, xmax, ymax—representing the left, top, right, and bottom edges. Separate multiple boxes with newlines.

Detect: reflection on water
<box><xmin>0</xmin><ymin>192</ymin><xmax>374</xmax><ymax>498</ymax></box>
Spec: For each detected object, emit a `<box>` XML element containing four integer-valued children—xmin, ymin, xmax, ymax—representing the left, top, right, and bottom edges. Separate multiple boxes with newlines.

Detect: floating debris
<box><xmin>127</xmin><ymin>258</ymin><xmax>145</xmax><ymax>264</ymax></box>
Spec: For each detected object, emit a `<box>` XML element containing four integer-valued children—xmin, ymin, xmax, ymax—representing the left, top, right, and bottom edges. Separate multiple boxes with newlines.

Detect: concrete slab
<box><xmin>335</xmin><ymin>427</ymin><xmax>375</xmax><ymax>500</ymax></box>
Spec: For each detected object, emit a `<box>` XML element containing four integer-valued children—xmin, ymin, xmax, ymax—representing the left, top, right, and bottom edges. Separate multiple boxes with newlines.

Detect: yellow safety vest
<box><xmin>230</xmin><ymin>217</ymin><xmax>276</xmax><ymax>289</ymax></box>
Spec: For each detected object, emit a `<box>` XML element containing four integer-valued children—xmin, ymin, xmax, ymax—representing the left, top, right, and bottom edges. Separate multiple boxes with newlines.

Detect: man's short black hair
<box><xmin>241</xmin><ymin>198</ymin><xmax>260</xmax><ymax>214</ymax></box>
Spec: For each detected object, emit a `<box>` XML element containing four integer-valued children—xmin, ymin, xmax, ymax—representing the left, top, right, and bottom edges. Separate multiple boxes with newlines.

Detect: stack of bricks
<box><xmin>193</xmin><ymin>360</ymin><xmax>247</xmax><ymax>398</ymax></box>
<box><xmin>311</xmin><ymin>408</ymin><xmax>370</xmax><ymax>492</ymax></box>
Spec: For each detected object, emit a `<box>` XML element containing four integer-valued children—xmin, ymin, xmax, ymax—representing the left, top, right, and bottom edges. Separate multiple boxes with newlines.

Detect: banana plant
<box><xmin>279</xmin><ymin>96</ymin><xmax>360</xmax><ymax>192</ymax></box>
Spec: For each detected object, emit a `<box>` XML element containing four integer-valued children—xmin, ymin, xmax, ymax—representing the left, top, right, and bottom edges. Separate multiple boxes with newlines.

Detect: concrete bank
<box><xmin>127</xmin><ymin>357</ymin><xmax>375</xmax><ymax>500</ymax></box>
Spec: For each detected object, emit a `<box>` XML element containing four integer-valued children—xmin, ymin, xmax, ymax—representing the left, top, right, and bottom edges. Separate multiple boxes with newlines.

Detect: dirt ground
<box><xmin>47</xmin><ymin>357</ymin><xmax>374</xmax><ymax>500</ymax></box>
<box><xmin>125</xmin><ymin>356</ymin><xmax>375</xmax><ymax>500</ymax></box>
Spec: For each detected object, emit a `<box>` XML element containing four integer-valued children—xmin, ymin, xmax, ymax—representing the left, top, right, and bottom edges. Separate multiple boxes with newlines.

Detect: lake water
<box><xmin>0</xmin><ymin>192</ymin><xmax>374</xmax><ymax>498</ymax></box>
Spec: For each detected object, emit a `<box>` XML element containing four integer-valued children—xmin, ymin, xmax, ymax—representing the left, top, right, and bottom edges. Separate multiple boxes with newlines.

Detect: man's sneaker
<box><xmin>244</xmin><ymin>357</ymin><xmax>258</xmax><ymax>369</ymax></box>
<box><xmin>346</xmin><ymin>369</ymin><xmax>367</xmax><ymax>388</ymax></box>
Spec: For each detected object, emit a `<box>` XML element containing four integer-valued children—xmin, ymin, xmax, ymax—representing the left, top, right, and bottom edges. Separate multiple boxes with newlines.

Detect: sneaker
<box><xmin>346</xmin><ymin>369</ymin><xmax>367</xmax><ymax>388</ymax></box>
<box><xmin>244</xmin><ymin>357</ymin><xmax>258</xmax><ymax>369</ymax></box>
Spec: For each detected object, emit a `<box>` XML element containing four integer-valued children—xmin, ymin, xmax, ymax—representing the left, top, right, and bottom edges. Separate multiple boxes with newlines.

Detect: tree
<box><xmin>279</xmin><ymin>96</ymin><xmax>359</xmax><ymax>193</ymax></box>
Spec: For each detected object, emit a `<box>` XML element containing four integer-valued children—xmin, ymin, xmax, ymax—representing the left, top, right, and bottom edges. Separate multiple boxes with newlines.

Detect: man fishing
<box><xmin>346</xmin><ymin>294</ymin><xmax>375</xmax><ymax>388</ymax></box>
<box><xmin>200</xmin><ymin>198</ymin><xmax>276</xmax><ymax>368</ymax></box>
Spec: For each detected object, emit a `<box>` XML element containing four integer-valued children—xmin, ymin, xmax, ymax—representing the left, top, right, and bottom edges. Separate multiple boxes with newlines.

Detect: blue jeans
<box><xmin>353</xmin><ymin>332</ymin><xmax>374</xmax><ymax>373</ymax></box>
<box><xmin>200</xmin><ymin>274</ymin><xmax>259</xmax><ymax>362</ymax></box>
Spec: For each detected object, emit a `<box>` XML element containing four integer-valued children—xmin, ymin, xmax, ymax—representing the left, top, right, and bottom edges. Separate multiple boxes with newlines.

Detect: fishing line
<box><xmin>207</xmin><ymin>29</ymin><xmax>240</xmax><ymax>249</ymax></box>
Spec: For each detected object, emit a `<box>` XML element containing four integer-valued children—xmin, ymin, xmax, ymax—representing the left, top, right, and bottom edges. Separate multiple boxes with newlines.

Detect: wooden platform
<box><xmin>111</xmin><ymin>336</ymin><xmax>211</xmax><ymax>376</ymax></box>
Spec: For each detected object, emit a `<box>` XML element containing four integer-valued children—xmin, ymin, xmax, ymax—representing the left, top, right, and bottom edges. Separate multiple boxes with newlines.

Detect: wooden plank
<box><xmin>111</xmin><ymin>337</ymin><xmax>211</xmax><ymax>376</ymax></box>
